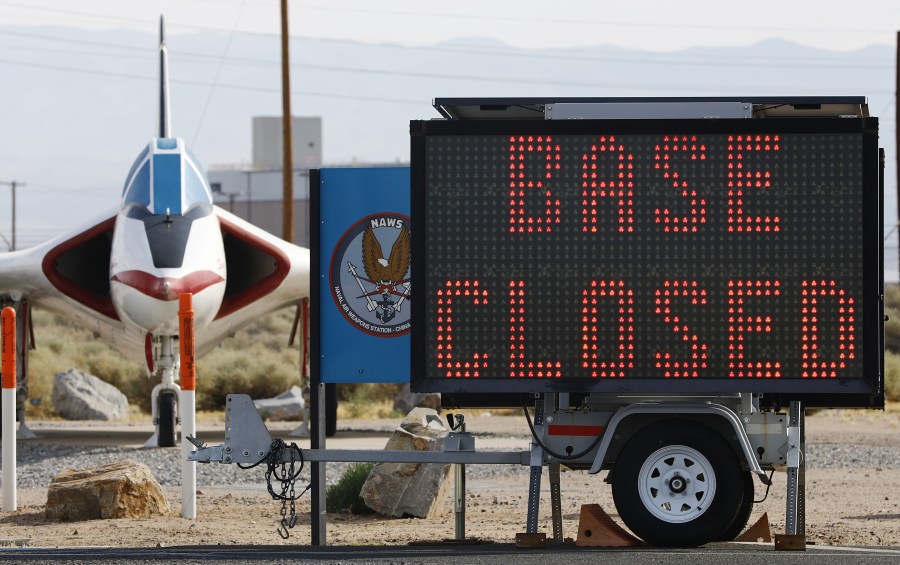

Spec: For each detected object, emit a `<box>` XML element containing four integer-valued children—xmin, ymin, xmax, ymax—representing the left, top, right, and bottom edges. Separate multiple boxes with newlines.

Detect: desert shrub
<box><xmin>886</xmin><ymin>304</ymin><xmax>900</xmax><ymax>354</ymax></box>
<box><xmin>77</xmin><ymin>348</ymin><xmax>144</xmax><ymax>392</ymax></box>
<box><xmin>195</xmin><ymin>346</ymin><xmax>298</xmax><ymax>411</ymax></box>
<box><xmin>26</xmin><ymin>309</ymin><xmax>302</xmax><ymax>416</ymax></box>
<box><xmin>337</xmin><ymin>383</ymin><xmax>404</xmax><ymax>419</ymax></box>
<box><xmin>325</xmin><ymin>462</ymin><xmax>376</xmax><ymax>514</ymax></box>
<box><xmin>885</xmin><ymin>283</ymin><xmax>900</xmax><ymax>311</ymax></box>
<box><xmin>885</xmin><ymin>350</ymin><xmax>900</xmax><ymax>402</ymax></box>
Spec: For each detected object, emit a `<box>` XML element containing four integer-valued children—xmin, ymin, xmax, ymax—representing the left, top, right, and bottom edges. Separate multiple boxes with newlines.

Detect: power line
<box><xmin>191</xmin><ymin>0</ymin><xmax>248</xmax><ymax>146</ymax></box>
<box><xmin>3</xmin><ymin>0</ymin><xmax>896</xmax><ymax>40</ymax></box>
<box><xmin>0</xmin><ymin>28</ymin><xmax>893</xmax><ymax>71</ymax></box>
<box><xmin>0</xmin><ymin>54</ymin><xmax>893</xmax><ymax>103</ymax></box>
<box><xmin>296</xmin><ymin>3</ymin><xmax>897</xmax><ymax>37</ymax></box>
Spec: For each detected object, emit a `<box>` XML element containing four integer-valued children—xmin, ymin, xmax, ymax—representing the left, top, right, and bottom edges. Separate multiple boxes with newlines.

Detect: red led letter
<box><xmin>509</xmin><ymin>135</ymin><xmax>561</xmax><ymax>233</ymax></box>
<box><xmin>801</xmin><ymin>280</ymin><xmax>856</xmax><ymax>378</ymax></box>
<box><xmin>580</xmin><ymin>137</ymin><xmax>634</xmax><ymax>233</ymax></box>
<box><xmin>728</xmin><ymin>280</ymin><xmax>782</xmax><ymax>378</ymax></box>
<box><xmin>654</xmin><ymin>135</ymin><xmax>707</xmax><ymax>233</ymax></box>
<box><xmin>580</xmin><ymin>280</ymin><xmax>634</xmax><ymax>377</ymax></box>
<box><xmin>654</xmin><ymin>280</ymin><xmax>708</xmax><ymax>378</ymax></box>
<box><xmin>436</xmin><ymin>280</ymin><xmax>488</xmax><ymax>378</ymax></box>
<box><xmin>508</xmin><ymin>280</ymin><xmax>562</xmax><ymax>378</ymax></box>
<box><xmin>727</xmin><ymin>134</ymin><xmax>780</xmax><ymax>233</ymax></box>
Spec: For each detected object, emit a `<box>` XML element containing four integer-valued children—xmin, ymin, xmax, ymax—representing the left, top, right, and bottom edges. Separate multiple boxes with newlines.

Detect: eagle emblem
<box><xmin>340</xmin><ymin>219</ymin><xmax>411</xmax><ymax>328</ymax></box>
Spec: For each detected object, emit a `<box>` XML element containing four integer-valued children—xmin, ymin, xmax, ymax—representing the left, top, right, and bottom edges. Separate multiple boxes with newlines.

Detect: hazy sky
<box><xmin>1</xmin><ymin>0</ymin><xmax>897</xmax><ymax>52</ymax></box>
<box><xmin>0</xmin><ymin>0</ymin><xmax>897</xmax><ymax>277</ymax></box>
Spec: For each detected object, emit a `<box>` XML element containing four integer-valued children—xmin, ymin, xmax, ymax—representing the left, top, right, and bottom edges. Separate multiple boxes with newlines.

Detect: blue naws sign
<box><xmin>312</xmin><ymin>167</ymin><xmax>410</xmax><ymax>383</ymax></box>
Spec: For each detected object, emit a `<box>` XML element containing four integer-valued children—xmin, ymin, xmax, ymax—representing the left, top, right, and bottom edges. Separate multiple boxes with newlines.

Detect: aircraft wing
<box><xmin>0</xmin><ymin>205</ymin><xmax>310</xmax><ymax>365</ymax></box>
<box><xmin>0</xmin><ymin>209</ymin><xmax>143</xmax><ymax>362</ymax></box>
<box><xmin>194</xmin><ymin>206</ymin><xmax>310</xmax><ymax>357</ymax></box>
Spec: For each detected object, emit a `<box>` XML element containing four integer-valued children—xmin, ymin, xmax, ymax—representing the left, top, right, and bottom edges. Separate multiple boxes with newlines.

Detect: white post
<box><xmin>2</xmin><ymin>306</ymin><xmax>17</xmax><ymax>512</ymax></box>
<box><xmin>1</xmin><ymin>388</ymin><xmax>15</xmax><ymax>511</ymax></box>
<box><xmin>180</xmin><ymin>388</ymin><xmax>196</xmax><ymax>519</ymax></box>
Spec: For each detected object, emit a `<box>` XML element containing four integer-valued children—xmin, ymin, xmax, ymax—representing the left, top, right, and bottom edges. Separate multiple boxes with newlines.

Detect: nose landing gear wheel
<box><xmin>157</xmin><ymin>391</ymin><xmax>178</xmax><ymax>448</ymax></box>
<box><xmin>611</xmin><ymin>421</ymin><xmax>744</xmax><ymax>547</ymax></box>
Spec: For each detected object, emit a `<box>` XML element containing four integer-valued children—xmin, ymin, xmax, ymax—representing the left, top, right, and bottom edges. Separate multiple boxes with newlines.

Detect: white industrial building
<box><xmin>209</xmin><ymin>116</ymin><xmax>322</xmax><ymax>247</ymax></box>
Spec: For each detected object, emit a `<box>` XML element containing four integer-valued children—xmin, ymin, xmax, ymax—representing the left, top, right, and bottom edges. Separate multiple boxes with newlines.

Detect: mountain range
<box><xmin>0</xmin><ymin>25</ymin><xmax>895</xmax><ymax>277</ymax></box>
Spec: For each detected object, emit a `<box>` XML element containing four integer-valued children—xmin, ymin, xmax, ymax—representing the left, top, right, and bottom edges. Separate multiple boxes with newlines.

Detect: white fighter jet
<box><xmin>0</xmin><ymin>19</ymin><xmax>309</xmax><ymax>446</ymax></box>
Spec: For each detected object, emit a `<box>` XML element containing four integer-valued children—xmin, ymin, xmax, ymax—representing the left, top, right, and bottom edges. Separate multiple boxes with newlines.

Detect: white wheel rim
<box><xmin>637</xmin><ymin>444</ymin><xmax>716</xmax><ymax>524</ymax></box>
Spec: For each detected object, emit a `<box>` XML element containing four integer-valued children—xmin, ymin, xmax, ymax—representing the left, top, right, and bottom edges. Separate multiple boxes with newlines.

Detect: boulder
<box><xmin>359</xmin><ymin>407</ymin><xmax>451</xmax><ymax>518</ymax></box>
<box><xmin>254</xmin><ymin>385</ymin><xmax>305</xmax><ymax>421</ymax></box>
<box><xmin>392</xmin><ymin>384</ymin><xmax>441</xmax><ymax>414</ymax></box>
<box><xmin>45</xmin><ymin>460</ymin><xmax>169</xmax><ymax>521</ymax></box>
<box><xmin>51</xmin><ymin>369</ymin><xmax>128</xmax><ymax>421</ymax></box>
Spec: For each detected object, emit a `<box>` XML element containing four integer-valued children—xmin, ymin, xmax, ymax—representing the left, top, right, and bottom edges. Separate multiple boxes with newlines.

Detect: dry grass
<box><xmin>25</xmin><ymin>308</ymin><xmax>302</xmax><ymax>418</ymax></box>
<box><xmin>22</xmin><ymin>283</ymin><xmax>900</xmax><ymax>418</ymax></box>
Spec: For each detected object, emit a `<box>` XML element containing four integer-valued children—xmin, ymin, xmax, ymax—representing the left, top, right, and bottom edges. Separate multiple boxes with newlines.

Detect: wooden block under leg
<box><xmin>736</xmin><ymin>512</ymin><xmax>772</xmax><ymax>543</ymax></box>
<box><xmin>575</xmin><ymin>504</ymin><xmax>642</xmax><ymax>547</ymax></box>
<box><xmin>515</xmin><ymin>532</ymin><xmax>547</xmax><ymax>548</ymax></box>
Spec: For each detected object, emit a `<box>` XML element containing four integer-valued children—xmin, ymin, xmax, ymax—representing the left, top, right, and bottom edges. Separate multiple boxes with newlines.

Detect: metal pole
<box><xmin>895</xmin><ymin>31</ymin><xmax>899</xmax><ymax>278</ymax></box>
<box><xmin>10</xmin><ymin>182</ymin><xmax>15</xmax><ymax>251</ymax></box>
<box><xmin>311</xmin><ymin>382</ymin><xmax>327</xmax><ymax>545</ymax></box>
<box><xmin>525</xmin><ymin>396</ymin><xmax>544</xmax><ymax>534</ymax></box>
<box><xmin>785</xmin><ymin>401</ymin><xmax>804</xmax><ymax>537</ymax></box>
<box><xmin>245</xmin><ymin>172</ymin><xmax>252</xmax><ymax>224</ymax></box>
<box><xmin>454</xmin><ymin>419</ymin><xmax>466</xmax><ymax>541</ymax></box>
<box><xmin>0</xmin><ymin>181</ymin><xmax>24</xmax><ymax>251</ymax></box>
<box><xmin>280</xmin><ymin>0</ymin><xmax>294</xmax><ymax>242</ymax></box>
<box><xmin>549</xmin><ymin>461</ymin><xmax>563</xmax><ymax>542</ymax></box>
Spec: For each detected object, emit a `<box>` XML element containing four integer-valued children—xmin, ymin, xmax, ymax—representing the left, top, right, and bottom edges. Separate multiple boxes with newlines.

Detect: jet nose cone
<box><xmin>112</xmin><ymin>270</ymin><xmax>224</xmax><ymax>301</ymax></box>
<box><xmin>110</xmin><ymin>269</ymin><xmax>226</xmax><ymax>334</ymax></box>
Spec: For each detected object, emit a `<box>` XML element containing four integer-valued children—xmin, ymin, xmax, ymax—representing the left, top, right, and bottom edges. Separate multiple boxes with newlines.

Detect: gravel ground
<box><xmin>6</xmin><ymin>415</ymin><xmax>900</xmax><ymax>495</ymax></box>
<box><xmin>1</xmin><ymin>410</ymin><xmax>899</xmax><ymax>550</ymax></box>
<box><xmin>10</xmin><ymin>440</ymin><xmax>900</xmax><ymax>492</ymax></box>
<box><xmin>9</xmin><ymin>443</ymin><xmax>542</xmax><ymax>491</ymax></box>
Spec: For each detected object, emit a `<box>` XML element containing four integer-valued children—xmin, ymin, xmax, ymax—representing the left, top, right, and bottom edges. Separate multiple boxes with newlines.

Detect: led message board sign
<box><xmin>410</xmin><ymin>118</ymin><xmax>882</xmax><ymax>406</ymax></box>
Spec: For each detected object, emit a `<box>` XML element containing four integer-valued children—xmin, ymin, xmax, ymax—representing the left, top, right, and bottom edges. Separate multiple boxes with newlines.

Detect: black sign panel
<box><xmin>411</xmin><ymin>118</ymin><xmax>882</xmax><ymax>406</ymax></box>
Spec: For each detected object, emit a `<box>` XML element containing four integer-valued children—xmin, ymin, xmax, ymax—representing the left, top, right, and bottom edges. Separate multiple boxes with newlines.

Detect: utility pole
<box><xmin>280</xmin><ymin>0</ymin><xmax>294</xmax><ymax>243</ymax></box>
<box><xmin>895</xmin><ymin>31</ymin><xmax>899</xmax><ymax>278</ymax></box>
<box><xmin>0</xmin><ymin>181</ymin><xmax>25</xmax><ymax>251</ymax></box>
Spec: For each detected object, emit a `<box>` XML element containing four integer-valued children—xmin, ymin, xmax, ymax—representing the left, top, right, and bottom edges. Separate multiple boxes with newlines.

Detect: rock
<box><xmin>254</xmin><ymin>385</ymin><xmax>305</xmax><ymax>421</ymax></box>
<box><xmin>51</xmin><ymin>369</ymin><xmax>129</xmax><ymax>421</ymax></box>
<box><xmin>45</xmin><ymin>460</ymin><xmax>169</xmax><ymax>521</ymax></box>
<box><xmin>359</xmin><ymin>407</ymin><xmax>452</xmax><ymax>518</ymax></box>
<box><xmin>392</xmin><ymin>384</ymin><xmax>441</xmax><ymax>415</ymax></box>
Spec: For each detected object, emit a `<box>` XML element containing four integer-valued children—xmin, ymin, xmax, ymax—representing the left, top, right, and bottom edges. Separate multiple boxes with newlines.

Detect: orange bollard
<box><xmin>179</xmin><ymin>293</ymin><xmax>195</xmax><ymax>392</ymax></box>
<box><xmin>2</xmin><ymin>306</ymin><xmax>17</xmax><ymax>511</ymax></box>
<box><xmin>1</xmin><ymin>307</ymin><xmax>14</xmax><ymax>390</ymax></box>
<box><xmin>178</xmin><ymin>293</ymin><xmax>196</xmax><ymax>519</ymax></box>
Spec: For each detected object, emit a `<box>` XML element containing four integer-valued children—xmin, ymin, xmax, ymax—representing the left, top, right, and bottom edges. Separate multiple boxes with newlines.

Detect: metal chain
<box><xmin>240</xmin><ymin>438</ymin><xmax>308</xmax><ymax>539</ymax></box>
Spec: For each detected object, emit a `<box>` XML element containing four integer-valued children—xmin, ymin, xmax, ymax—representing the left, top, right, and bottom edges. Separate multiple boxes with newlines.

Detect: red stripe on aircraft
<box><xmin>111</xmin><ymin>270</ymin><xmax>224</xmax><ymax>301</ymax></box>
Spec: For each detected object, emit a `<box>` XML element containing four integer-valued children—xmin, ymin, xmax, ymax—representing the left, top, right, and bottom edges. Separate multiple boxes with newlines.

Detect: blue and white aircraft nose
<box><xmin>109</xmin><ymin>137</ymin><xmax>227</xmax><ymax>334</ymax></box>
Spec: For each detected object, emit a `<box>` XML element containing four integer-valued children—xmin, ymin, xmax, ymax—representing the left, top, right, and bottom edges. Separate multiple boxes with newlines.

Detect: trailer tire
<box><xmin>157</xmin><ymin>391</ymin><xmax>178</xmax><ymax>448</ymax></box>
<box><xmin>719</xmin><ymin>472</ymin><xmax>754</xmax><ymax>541</ymax></box>
<box><xmin>611</xmin><ymin>421</ymin><xmax>744</xmax><ymax>547</ymax></box>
